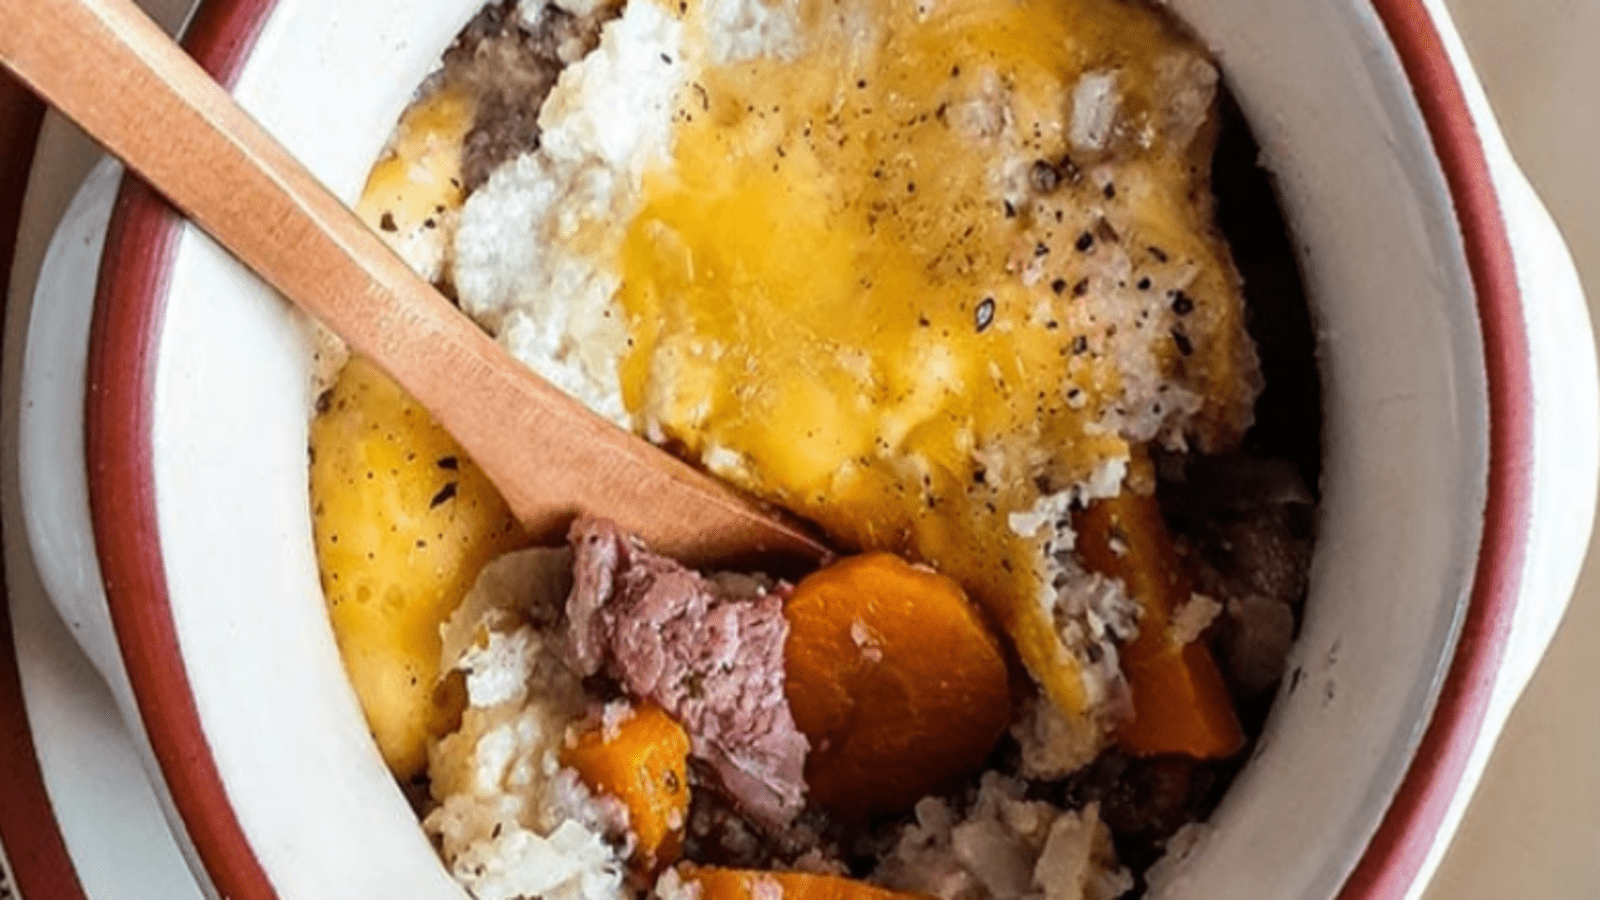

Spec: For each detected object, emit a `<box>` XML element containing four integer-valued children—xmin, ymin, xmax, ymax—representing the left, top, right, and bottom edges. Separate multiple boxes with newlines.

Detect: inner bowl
<box><xmin>80</xmin><ymin>0</ymin><xmax>1512</xmax><ymax>898</ymax></box>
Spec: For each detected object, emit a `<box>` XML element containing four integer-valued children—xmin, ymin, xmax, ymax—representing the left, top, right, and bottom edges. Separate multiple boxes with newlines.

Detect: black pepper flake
<box><xmin>1102</xmin><ymin>182</ymin><xmax>1116</xmax><ymax>199</ymax></box>
<box><xmin>918</xmin><ymin>315</ymin><xmax>930</xmax><ymax>327</ymax></box>
<box><xmin>1075</xmin><ymin>232</ymin><xmax>1095</xmax><ymax>252</ymax></box>
<box><xmin>1171</xmin><ymin>290</ymin><xmax>1195</xmax><ymax>315</ymax></box>
<box><xmin>1033</xmin><ymin>243</ymin><xmax>1049</xmax><ymax>257</ymax></box>
<box><xmin>1029</xmin><ymin>159</ymin><xmax>1060</xmax><ymax>193</ymax></box>
<box><xmin>1046</xmin><ymin>320</ymin><xmax>1060</xmax><ymax>330</ymax></box>
<box><xmin>1149</xmin><ymin>245</ymin><xmax>1169</xmax><ymax>262</ymax></box>
<box><xmin>951</xmin><ymin>65</ymin><xmax>961</xmax><ymax>77</ymax></box>
<box><xmin>1137</xmin><ymin>277</ymin><xmax>1152</xmax><ymax>291</ymax></box>
<box><xmin>857</xmin><ymin>78</ymin><xmax>868</xmax><ymax>89</ymax></box>
<box><xmin>907</xmin><ymin>182</ymin><xmax>916</xmax><ymax>193</ymax></box>
<box><xmin>423</xmin><ymin>218</ymin><xmax>437</xmax><ymax>230</ymax></box>
<box><xmin>1072</xmin><ymin>278</ymin><xmax>1090</xmax><ymax>298</ymax></box>
<box><xmin>437</xmin><ymin>455</ymin><xmax>459</xmax><ymax>470</ymax></box>
<box><xmin>1003</xmin><ymin>200</ymin><xmax>1017</xmax><ymax>218</ymax></box>
<box><xmin>1051</xmin><ymin>278</ymin><xmax>1068</xmax><ymax>295</ymax></box>
<box><xmin>1072</xmin><ymin>335</ymin><xmax>1089</xmax><ymax>354</ymax></box>
<box><xmin>1172</xmin><ymin>329</ymin><xmax>1194</xmax><ymax>356</ymax></box>
<box><xmin>378</xmin><ymin>212</ymin><xmax>397</xmax><ymax>232</ymax></box>
<box><xmin>975</xmin><ymin>297</ymin><xmax>996</xmax><ymax>332</ymax></box>
<box><xmin>429</xmin><ymin>482</ymin><xmax>458</xmax><ymax>508</ymax></box>
<box><xmin>661</xmin><ymin>52</ymin><xmax>672</xmax><ymax>64</ymax></box>
<box><xmin>972</xmin><ymin>468</ymin><xmax>987</xmax><ymax>484</ymax></box>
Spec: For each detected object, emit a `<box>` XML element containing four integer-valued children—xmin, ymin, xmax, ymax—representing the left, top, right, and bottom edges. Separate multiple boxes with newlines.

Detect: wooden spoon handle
<box><xmin>0</xmin><ymin>0</ymin><xmax>826</xmax><ymax>566</ymax></box>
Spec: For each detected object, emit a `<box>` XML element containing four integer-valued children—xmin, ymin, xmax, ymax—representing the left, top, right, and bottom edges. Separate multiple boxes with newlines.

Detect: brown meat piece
<box><xmin>564</xmin><ymin>517</ymin><xmax>809</xmax><ymax>829</ymax></box>
<box><xmin>441</xmin><ymin>0</ymin><xmax>610</xmax><ymax>192</ymax></box>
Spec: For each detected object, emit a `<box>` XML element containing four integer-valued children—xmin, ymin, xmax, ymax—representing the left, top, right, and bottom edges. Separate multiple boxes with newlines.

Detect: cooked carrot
<box><xmin>562</xmin><ymin>703</ymin><xmax>691</xmax><ymax>873</ymax></box>
<box><xmin>681</xmin><ymin>867</ymin><xmax>930</xmax><ymax>900</ymax></box>
<box><xmin>783</xmin><ymin>553</ymin><xmax>1011</xmax><ymax>820</ymax></box>
<box><xmin>1073</xmin><ymin>483</ymin><xmax>1244</xmax><ymax>759</ymax></box>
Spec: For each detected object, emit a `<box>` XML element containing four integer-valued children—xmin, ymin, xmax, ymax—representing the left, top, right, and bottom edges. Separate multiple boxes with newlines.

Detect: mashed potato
<box><xmin>423</xmin><ymin>548</ymin><xmax>632</xmax><ymax>900</ymax></box>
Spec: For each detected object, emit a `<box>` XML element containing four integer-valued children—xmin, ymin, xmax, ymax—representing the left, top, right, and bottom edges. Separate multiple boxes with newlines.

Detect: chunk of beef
<box><xmin>564</xmin><ymin>517</ymin><xmax>809</xmax><ymax>829</ymax></box>
<box><xmin>442</xmin><ymin>0</ymin><xmax>611</xmax><ymax>191</ymax></box>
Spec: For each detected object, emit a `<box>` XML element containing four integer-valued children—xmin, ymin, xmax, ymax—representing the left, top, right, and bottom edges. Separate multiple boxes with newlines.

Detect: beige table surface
<box><xmin>1425</xmin><ymin>1</ymin><xmax>1600</xmax><ymax>897</ymax></box>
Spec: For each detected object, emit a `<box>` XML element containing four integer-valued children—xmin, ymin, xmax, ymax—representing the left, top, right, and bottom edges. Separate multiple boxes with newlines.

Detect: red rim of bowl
<box><xmin>83</xmin><ymin>2</ymin><xmax>278</xmax><ymax>899</ymax></box>
<box><xmin>81</xmin><ymin>2</ymin><xmax>1534</xmax><ymax>899</ymax></box>
<box><xmin>0</xmin><ymin>71</ymin><xmax>91</xmax><ymax>900</ymax></box>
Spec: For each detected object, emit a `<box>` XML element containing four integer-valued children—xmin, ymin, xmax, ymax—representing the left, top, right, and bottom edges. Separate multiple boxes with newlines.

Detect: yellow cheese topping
<box><xmin>618</xmin><ymin>0</ymin><xmax>1257</xmax><ymax>721</ymax></box>
<box><xmin>356</xmin><ymin>84</ymin><xmax>476</xmax><ymax>284</ymax></box>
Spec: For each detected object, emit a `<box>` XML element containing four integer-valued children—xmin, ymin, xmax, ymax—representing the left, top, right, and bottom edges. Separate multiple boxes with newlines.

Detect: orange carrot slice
<box><xmin>681</xmin><ymin>867</ymin><xmax>930</xmax><ymax>900</ymax></box>
<box><xmin>563</xmin><ymin>703</ymin><xmax>692</xmax><ymax>873</ymax></box>
<box><xmin>784</xmin><ymin>553</ymin><xmax>1011</xmax><ymax>819</ymax></box>
<box><xmin>1073</xmin><ymin>487</ymin><xmax>1244</xmax><ymax>759</ymax></box>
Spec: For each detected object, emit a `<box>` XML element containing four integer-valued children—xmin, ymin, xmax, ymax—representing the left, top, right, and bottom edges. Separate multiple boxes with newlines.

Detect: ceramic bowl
<box><xmin>17</xmin><ymin>0</ymin><xmax>1599</xmax><ymax>898</ymax></box>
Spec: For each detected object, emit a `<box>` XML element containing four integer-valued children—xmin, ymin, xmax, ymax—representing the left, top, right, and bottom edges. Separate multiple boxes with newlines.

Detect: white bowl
<box><xmin>17</xmin><ymin>0</ymin><xmax>1599</xmax><ymax>898</ymax></box>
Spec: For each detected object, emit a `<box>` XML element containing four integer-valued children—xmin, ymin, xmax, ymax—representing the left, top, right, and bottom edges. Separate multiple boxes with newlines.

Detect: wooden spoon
<box><xmin>0</xmin><ymin>0</ymin><xmax>828</xmax><ymax>568</ymax></box>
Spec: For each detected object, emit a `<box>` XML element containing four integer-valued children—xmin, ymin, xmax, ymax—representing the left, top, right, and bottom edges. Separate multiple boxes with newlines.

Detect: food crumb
<box><xmin>600</xmin><ymin>699</ymin><xmax>635</xmax><ymax>743</ymax></box>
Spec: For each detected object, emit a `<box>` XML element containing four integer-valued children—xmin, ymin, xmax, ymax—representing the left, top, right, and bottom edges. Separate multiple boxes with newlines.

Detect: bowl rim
<box><xmin>0</xmin><ymin>68</ymin><xmax>91</xmax><ymax>900</ymax></box>
<box><xmin>1336</xmin><ymin>0</ymin><xmax>1530</xmax><ymax>895</ymax></box>
<box><xmin>79</xmin><ymin>2</ymin><xmax>1533</xmax><ymax>899</ymax></box>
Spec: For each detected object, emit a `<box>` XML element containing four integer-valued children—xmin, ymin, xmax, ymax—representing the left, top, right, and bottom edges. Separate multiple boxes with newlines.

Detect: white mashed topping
<box><xmin>701</xmin><ymin>0</ymin><xmax>802</xmax><ymax>61</ymax></box>
<box><xmin>1003</xmin><ymin>453</ymin><xmax>1141</xmax><ymax>748</ymax></box>
<box><xmin>1069</xmin><ymin>71</ymin><xmax>1119</xmax><ymax>154</ymax></box>
<box><xmin>454</xmin><ymin>0</ymin><xmax>687</xmax><ymax>428</ymax></box>
<box><xmin>454</xmin><ymin>0</ymin><xmax>810</xmax><ymax>429</ymax></box>
<box><xmin>425</xmin><ymin>548</ymin><xmax>632</xmax><ymax>900</ymax></box>
<box><xmin>1006</xmin><ymin>456</ymin><xmax>1128</xmax><ymax>540</ymax></box>
<box><xmin>875</xmin><ymin>772</ymin><xmax>1132</xmax><ymax>900</ymax></box>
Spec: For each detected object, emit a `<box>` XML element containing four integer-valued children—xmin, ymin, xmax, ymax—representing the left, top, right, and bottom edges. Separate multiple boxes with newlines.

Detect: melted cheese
<box><xmin>356</xmin><ymin>85</ymin><xmax>476</xmax><ymax>282</ymax></box>
<box><xmin>617</xmin><ymin>0</ymin><xmax>1257</xmax><ymax>720</ymax></box>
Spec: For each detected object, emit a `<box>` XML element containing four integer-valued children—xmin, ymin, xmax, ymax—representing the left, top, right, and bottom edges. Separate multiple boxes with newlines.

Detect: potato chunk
<box><xmin>310</xmin><ymin>356</ymin><xmax>525</xmax><ymax>780</ymax></box>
